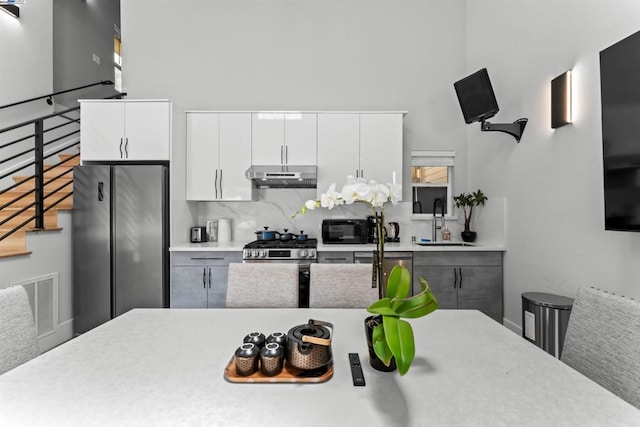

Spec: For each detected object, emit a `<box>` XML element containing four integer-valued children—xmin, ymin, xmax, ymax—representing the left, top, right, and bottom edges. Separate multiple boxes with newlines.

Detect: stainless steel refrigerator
<box><xmin>72</xmin><ymin>164</ymin><xmax>169</xmax><ymax>334</ymax></box>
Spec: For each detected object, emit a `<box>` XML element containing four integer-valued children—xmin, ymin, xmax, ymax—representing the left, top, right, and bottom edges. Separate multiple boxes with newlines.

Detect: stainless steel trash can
<box><xmin>522</xmin><ymin>292</ymin><xmax>574</xmax><ymax>358</ymax></box>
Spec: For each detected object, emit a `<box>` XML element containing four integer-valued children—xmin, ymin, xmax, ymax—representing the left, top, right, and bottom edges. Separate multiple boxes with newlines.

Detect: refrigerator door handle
<box><xmin>98</xmin><ymin>182</ymin><xmax>104</xmax><ymax>201</ymax></box>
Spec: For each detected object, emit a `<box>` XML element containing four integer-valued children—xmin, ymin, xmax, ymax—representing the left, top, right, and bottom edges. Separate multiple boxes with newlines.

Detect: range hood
<box><xmin>245</xmin><ymin>165</ymin><xmax>317</xmax><ymax>189</ymax></box>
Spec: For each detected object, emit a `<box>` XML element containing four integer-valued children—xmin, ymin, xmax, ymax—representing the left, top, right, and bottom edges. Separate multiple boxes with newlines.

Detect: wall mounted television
<box><xmin>600</xmin><ymin>30</ymin><xmax>640</xmax><ymax>231</ymax></box>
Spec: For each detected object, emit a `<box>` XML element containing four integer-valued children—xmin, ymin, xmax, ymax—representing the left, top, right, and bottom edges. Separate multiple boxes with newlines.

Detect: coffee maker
<box><xmin>367</xmin><ymin>215</ymin><xmax>385</xmax><ymax>243</ymax></box>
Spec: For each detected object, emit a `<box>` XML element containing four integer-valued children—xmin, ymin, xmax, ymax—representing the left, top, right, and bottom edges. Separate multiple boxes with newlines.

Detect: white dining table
<box><xmin>1</xmin><ymin>308</ymin><xmax>639</xmax><ymax>427</ymax></box>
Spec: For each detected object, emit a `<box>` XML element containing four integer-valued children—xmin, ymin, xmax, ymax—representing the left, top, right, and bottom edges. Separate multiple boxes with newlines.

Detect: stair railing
<box><xmin>0</xmin><ymin>80</ymin><xmax>115</xmax><ymax>110</ymax></box>
<box><xmin>0</xmin><ymin>92</ymin><xmax>125</xmax><ymax>242</ymax></box>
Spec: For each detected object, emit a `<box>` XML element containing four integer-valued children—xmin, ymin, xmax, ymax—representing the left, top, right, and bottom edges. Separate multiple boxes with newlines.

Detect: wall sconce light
<box><xmin>551</xmin><ymin>70</ymin><xmax>572</xmax><ymax>128</ymax></box>
<box><xmin>0</xmin><ymin>0</ymin><xmax>24</xmax><ymax>18</ymax></box>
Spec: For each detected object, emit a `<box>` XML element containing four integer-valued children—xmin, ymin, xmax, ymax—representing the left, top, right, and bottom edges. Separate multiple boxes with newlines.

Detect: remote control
<box><xmin>349</xmin><ymin>353</ymin><xmax>365</xmax><ymax>386</ymax></box>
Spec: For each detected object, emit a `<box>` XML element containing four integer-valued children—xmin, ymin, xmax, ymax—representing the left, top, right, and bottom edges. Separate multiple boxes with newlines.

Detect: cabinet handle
<box><xmin>124</xmin><ymin>138</ymin><xmax>129</xmax><ymax>158</ymax></box>
<box><xmin>325</xmin><ymin>257</ymin><xmax>348</xmax><ymax>261</ymax></box>
<box><xmin>453</xmin><ymin>267</ymin><xmax>457</xmax><ymax>289</ymax></box>
<box><xmin>119</xmin><ymin>138</ymin><xmax>123</xmax><ymax>158</ymax></box>
<box><xmin>356</xmin><ymin>169</ymin><xmax>359</xmax><ymax>178</ymax></box>
<box><xmin>191</xmin><ymin>257</ymin><xmax>224</xmax><ymax>261</ymax></box>
<box><xmin>458</xmin><ymin>267</ymin><xmax>463</xmax><ymax>289</ymax></box>
<box><xmin>214</xmin><ymin>169</ymin><xmax>218</xmax><ymax>199</ymax></box>
<box><xmin>361</xmin><ymin>169</ymin><xmax>364</xmax><ymax>178</ymax></box>
<box><xmin>202</xmin><ymin>267</ymin><xmax>207</xmax><ymax>289</ymax></box>
<box><xmin>219</xmin><ymin>169</ymin><xmax>223</xmax><ymax>199</ymax></box>
<box><xmin>208</xmin><ymin>267</ymin><xmax>212</xmax><ymax>289</ymax></box>
<box><xmin>281</xmin><ymin>146</ymin><xmax>284</xmax><ymax>165</ymax></box>
<box><xmin>285</xmin><ymin>145</ymin><xmax>288</xmax><ymax>165</ymax></box>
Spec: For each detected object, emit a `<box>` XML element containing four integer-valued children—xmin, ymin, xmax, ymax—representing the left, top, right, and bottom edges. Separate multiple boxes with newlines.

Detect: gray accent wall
<box><xmin>53</xmin><ymin>0</ymin><xmax>120</xmax><ymax>107</ymax></box>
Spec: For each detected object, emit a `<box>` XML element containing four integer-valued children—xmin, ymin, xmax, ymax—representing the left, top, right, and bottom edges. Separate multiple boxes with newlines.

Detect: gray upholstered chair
<box><xmin>0</xmin><ymin>286</ymin><xmax>39</xmax><ymax>375</ymax></box>
<box><xmin>560</xmin><ymin>287</ymin><xmax>640</xmax><ymax>409</ymax></box>
<box><xmin>225</xmin><ymin>263</ymin><xmax>299</xmax><ymax>308</ymax></box>
<box><xmin>309</xmin><ymin>263</ymin><xmax>377</xmax><ymax>308</ymax></box>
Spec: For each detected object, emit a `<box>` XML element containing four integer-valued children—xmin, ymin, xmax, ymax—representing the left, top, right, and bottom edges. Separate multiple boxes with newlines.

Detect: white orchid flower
<box><xmin>320</xmin><ymin>183</ymin><xmax>341</xmax><ymax>209</ymax></box>
<box><xmin>292</xmin><ymin>174</ymin><xmax>402</xmax><ymax>218</ymax></box>
<box><xmin>368</xmin><ymin>181</ymin><xmax>391</xmax><ymax>207</ymax></box>
<box><xmin>304</xmin><ymin>199</ymin><xmax>318</xmax><ymax>210</ymax></box>
<box><xmin>341</xmin><ymin>180</ymin><xmax>370</xmax><ymax>205</ymax></box>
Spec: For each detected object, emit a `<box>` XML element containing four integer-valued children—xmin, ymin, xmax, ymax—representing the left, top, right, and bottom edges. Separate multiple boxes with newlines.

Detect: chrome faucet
<box><xmin>432</xmin><ymin>198</ymin><xmax>445</xmax><ymax>242</ymax></box>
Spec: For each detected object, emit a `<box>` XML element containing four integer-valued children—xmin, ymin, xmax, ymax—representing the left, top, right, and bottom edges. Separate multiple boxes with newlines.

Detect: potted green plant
<box><xmin>365</xmin><ymin>265</ymin><xmax>438</xmax><ymax>375</ymax></box>
<box><xmin>294</xmin><ymin>175</ymin><xmax>439</xmax><ymax>375</ymax></box>
<box><xmin>453</xmin><ymin>189</ymin><xmax>488</xmax><ymax>243</ymax></box>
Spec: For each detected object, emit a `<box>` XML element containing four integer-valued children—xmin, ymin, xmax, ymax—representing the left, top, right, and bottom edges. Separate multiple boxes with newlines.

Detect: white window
<box><xmin>411</xmin><ymin>150</ymin><xmax>455</xmax><ymax>216</ymax></box>
<box><xmin>113</xmin><ymin>25</ymin><xmax>122</xmax><ymax>92</ymax></box>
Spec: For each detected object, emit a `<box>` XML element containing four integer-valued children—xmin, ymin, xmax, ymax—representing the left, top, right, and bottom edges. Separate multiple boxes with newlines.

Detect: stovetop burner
<box><xmin>244</xmin><ymin>239</ymin><xmax>318</xmax><ymax>250</ymax></box>
<box><xmin>243</xmin><ymin>238</ymin><xmax>318</xmax><ymax>261</ymax></box>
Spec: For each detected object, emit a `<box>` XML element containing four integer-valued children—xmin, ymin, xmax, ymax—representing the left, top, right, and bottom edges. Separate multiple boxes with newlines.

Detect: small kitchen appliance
<box><xmin>190</xmin><ymin>226</ymin><xmax>207</xmax><ymax>243</ymax></box>
<box><xmin>322</xmin><ymin>219</ymin><xmax>369</xmax><ymax>244</ymax></box>
<box><xmin>386</xmin><ymin>222</ymin><xmax>400</xmax><ymax>242</ymax></box>
<box><xmin>206</xmin><ymin>220</ymin><xmax>218</xmax><ymax>242</ymax></box>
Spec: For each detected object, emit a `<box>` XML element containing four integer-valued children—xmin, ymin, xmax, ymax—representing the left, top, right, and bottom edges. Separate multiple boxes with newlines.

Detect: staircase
<box><xmin>0</xmin><ymin>153</ymin><xmax>76</xmax><ymax>258</ymax></box>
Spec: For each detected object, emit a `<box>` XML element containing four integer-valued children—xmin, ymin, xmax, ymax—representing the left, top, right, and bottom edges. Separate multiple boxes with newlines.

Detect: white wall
<box><xmin>1</xmin><ymin>1</ymin><xmax>74</xmax><ymax>350</ymax></box>
<box><xmin>0</xmin><ymin>1</ymin><xmax>52</xmax><ymax>113</ymax></box>
<box><xmin>120</xmin><ymin>0</ymin><xmax>469</xmax><ymax>244</ymax></box>
<box><xmin>121</xmin><ymin>0</ymin><xmax>640</xmax><ymax>330</ymax></box>
<box><xmin>466</xmin><ymin>0</ymin><xmax>640</xmax><ymax>330</ymax></box>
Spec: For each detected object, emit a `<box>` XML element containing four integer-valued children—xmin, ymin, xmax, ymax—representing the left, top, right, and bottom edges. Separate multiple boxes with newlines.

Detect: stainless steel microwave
<box><xmin>321</xmin><ymin>219</ymin><xmax>369</xmax><ymax>244</ymax></box>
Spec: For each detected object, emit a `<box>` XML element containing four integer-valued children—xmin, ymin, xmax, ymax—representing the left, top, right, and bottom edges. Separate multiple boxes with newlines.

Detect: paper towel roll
<box><xmin>217</xmin><ymin>218</ymin><xmax>232</xmax><ymax>242</ymax></box>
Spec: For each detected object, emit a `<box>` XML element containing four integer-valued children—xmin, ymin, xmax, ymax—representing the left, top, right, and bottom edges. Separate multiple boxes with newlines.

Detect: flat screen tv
<box><xmin>600</xmin><ymin>30</ymin><xmax>640</xmax><ymax>231</ymax></box>
<box><xmin>454</xmin><ymin>68</ymin><xmax>500</xmax><ymax>124</ymax></box>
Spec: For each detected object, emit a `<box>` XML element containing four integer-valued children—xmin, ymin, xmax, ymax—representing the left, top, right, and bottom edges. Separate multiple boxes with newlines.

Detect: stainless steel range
<box><xmin>242</xmin><ymin>238</ymin><xmax>317</xmax><ymax>308</ymax></box>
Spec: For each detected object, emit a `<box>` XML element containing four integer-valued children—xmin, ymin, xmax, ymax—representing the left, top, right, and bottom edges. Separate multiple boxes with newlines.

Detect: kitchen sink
<box><xmin>413</xmin><ymin>242</ymin><xmax>475</xmax><ymax>247</ymax></box>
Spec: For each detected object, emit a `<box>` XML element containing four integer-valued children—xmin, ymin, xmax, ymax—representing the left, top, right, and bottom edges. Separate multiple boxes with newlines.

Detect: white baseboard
<box><xmin>503</xmin><ymin>317</ymin><xmax>521</xmax><ymax>335</ymax></box>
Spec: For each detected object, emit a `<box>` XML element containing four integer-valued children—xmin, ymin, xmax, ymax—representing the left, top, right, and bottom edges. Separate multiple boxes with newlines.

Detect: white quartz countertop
<box><xmin>170</xmin><ymin>241</ymin><xmax>506</xmax><ymax>252</ymax></box>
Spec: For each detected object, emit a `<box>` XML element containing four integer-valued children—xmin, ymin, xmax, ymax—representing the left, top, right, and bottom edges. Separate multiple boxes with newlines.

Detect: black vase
<box><xmin>461</xmin><ymin>230</ymin><xmax>477</xmax><ymax>242</ymax></box>
<box><xmin>364</xmin><ymin>315</ymin><xmax>397</xmax><ymax>372</ymax></box>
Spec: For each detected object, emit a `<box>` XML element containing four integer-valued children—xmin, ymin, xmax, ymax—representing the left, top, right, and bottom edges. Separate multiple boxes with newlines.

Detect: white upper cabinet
<box><xmin>316</xmin><ymin>112</ymin><xmax>404</xmax><ymax>198</ymax></box>
<box><xmin>251</xmin><ymin>112</ymin><xmax>317</xmax><ymax>165</ymax></box>
<box><xmin>80</xmin><ymin>100</ymin><xmax>171</xmax><ymax>162</ymax></box>
<box><xmin>186</xmin><ymin>112</ymin><xmax>254</xmax><ymax>201</ymax></box>
<box><xmin>359</xmin><ymin>113</ymin><xmax>403</xmax><ymax>184</ymax></box>
<box><xmin>317</xmin><ymin>114</ymin><xmax>360</xmax><ymax>194</ymax></box>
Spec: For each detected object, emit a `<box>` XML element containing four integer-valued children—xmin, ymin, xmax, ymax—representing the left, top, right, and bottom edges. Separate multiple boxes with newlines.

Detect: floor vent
<box><xmin>12</xmin><ymin>273</ymin><xmax>58</xmax><ymax>339</ymax></box>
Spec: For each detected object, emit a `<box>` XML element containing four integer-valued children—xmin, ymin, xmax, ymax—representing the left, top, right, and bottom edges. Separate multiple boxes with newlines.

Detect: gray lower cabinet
<box><xmin>170</xmin><ymin>251</ymin><xmax>242</xmax><ymax>308</ymax></box>
<box><xmin>318</xmin><ymin>251</ymin><xmax>355</xmax><ymax>263</ymax></box>
<box><xmin>412</xmin><ymin>252</ymin><xmax>503</xmax><ymax>322</ymax></box>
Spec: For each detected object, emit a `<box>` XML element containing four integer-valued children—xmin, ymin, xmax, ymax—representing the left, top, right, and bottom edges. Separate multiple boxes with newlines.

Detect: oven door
<box><xmin>242</xmin><ymin>259</ymin><xmax>315</xmax><ymax>308</ymax></box>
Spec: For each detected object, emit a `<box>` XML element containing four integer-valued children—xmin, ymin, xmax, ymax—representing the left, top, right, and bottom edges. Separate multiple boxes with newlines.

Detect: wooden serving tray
<box><xmin>224</xmin><ymin>357</ymin><xmax>333</xmax><ymax>384</ymax></box>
